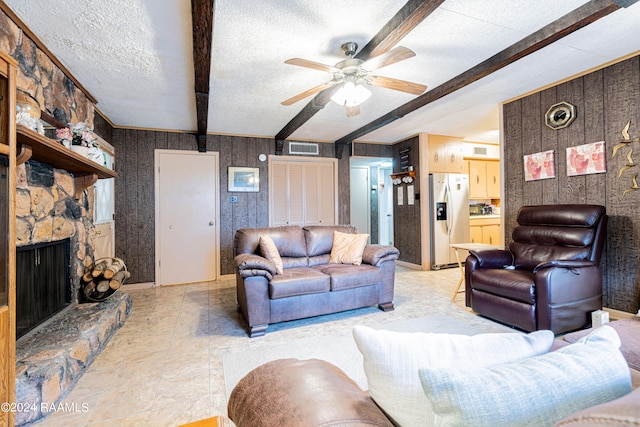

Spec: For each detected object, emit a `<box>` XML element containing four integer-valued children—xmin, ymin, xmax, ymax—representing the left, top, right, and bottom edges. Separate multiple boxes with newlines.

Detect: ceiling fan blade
<box><xmin>284</xmin><ymin>58</ymin><xmax>338</xmax><ymax>73</ymax></box>
<box><xmin>361</xmin><ymin>46</ymin><xmax>416</xmax><ymax>71</ymax></box>
<box><xmin>367</xmin><ymin>75</ymin><xmax>427</xmax><ymax>95</ymax></box>
<box><xmin>281</xmin><ymin>81</ymin><xmax>338</xmax><ymax>106</ymax></box>
<box><xmin>345</xmin><ymin>105</ymin><xmax>360</xmax><ymax>117</ymax></box>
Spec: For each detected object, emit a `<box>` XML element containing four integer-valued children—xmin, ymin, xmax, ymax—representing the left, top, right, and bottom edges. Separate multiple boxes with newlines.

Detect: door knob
<box><xmin>209</xmin><ymin>221</ymin><xmax>214</xmax><ymax>226</ymax></box>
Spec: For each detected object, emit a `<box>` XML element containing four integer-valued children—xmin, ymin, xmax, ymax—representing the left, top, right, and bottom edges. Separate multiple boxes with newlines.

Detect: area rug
<box><xmin>223</xmin><ymin>313</ymin><xmax>482</xmax><ymax>397</ymax></box>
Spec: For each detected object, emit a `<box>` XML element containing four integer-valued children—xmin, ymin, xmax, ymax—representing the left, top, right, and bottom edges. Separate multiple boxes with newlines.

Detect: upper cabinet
<box><xmin>427</xmin><ymin>135</ymin><xmax>465</xmax><ymax>173</ymax></box>
<box><xmin>469</xmin><ymin>160</ymin><xmax>500</xmax><ymax>199</ymax></box>
<box><xmin>485</xmin><ymin>160</ymin><xmax>500</xmax><ymax>198</ymax></box>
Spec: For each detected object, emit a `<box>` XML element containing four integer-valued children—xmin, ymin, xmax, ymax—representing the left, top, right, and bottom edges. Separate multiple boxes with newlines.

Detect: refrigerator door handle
<box><xmin>447</xmin><ymin>181</ymin><xmax>455</xmax><ymax>235</ymax></box>
<box><xmin>443</xmin><ymin>183</ymin><xmax>450</xmax><ymax>234</ymax></box>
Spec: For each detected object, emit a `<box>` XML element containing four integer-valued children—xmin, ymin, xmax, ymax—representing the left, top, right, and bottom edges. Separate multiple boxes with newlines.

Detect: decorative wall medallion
<box><xmin>545</xmin><ymin>101</ymin><xmax>576</xmax><ymax>130</ymax></box>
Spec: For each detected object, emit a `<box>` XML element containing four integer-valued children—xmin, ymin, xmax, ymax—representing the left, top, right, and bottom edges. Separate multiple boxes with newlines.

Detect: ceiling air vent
<box><xmin>289</xmin><ymin>142</ymin><xmax>319</xmax><ymax>155</ymax></box>
<box><xmin>473</xmin><ymin>146</ymin><xmax>488</xmax><ymax>156</ymax></box>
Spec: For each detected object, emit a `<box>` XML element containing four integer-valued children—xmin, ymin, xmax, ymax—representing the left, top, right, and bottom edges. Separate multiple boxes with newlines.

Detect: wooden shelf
<box><xmin>391</xmin><ymin>170</ymin><xmax>416</xmax><ymax>184</ymax></box>
<box><xmin>16</xmin><ymin>124</ymin><xmax>117</xmax><ymax>199</ymax></box>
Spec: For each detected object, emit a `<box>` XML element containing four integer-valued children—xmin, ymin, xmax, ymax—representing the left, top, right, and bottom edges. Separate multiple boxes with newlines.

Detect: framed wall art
<box><xmin>228</xmin><ymin>167</ymin><xmax>260</xmax><ymax>192</ymax></box>
<box><xmin>524</xmin><ymin>150</ymin><xmax>556</xmax><ymax>181</ymax></box>
<box><xmin>566</xmin><ymin>141</ymin><xmax>606</xmax><ymax>176</ymax></box>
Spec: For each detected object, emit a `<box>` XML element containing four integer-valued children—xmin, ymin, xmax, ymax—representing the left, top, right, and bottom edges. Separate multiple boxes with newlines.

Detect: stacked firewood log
<box><xmin>81</xmin><ymin>257</ymin><xmax>130</xmax><ymax>302</ymax></box>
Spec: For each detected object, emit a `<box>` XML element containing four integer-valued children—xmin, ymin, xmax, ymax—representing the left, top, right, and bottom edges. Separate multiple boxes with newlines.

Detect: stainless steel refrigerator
<box><xmin>429</xmin><ymin>173</ymin><xmax>470</xmax><ymax>269</ymax></box>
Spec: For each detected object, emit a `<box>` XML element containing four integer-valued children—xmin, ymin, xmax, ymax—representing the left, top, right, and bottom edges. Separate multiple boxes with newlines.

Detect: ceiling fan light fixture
<box><xmin>331</xmin><ymin>81</ymin><xmax>371</xmax><ymax>107</ymax></box>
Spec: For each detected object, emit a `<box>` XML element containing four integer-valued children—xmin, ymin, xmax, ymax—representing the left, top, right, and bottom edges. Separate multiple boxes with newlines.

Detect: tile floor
<box><xmin>37</xmin><ymin>266</ymin><xmax>512</xmax><ymax>426</ymax></box>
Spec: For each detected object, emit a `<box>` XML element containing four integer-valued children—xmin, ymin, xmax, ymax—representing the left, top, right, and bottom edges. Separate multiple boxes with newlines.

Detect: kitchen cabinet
<box><xmin>470</xmin><ymin>216</ymin><xmax>501</xmax><ymax>245</ymax></box>
<box><xmin>486</xmin><ymin>161</ymin><xmax>501</xmax><ymax>198</ymax></box>
<box><xmin>469</xmin><ymin>160</ymin><xmax>500</xmax><ymax>199</ymax></box>
<box><xmin>428</xmin><ymin>136</ymin><xmax>464</xmax><ymax>173</ymax></box>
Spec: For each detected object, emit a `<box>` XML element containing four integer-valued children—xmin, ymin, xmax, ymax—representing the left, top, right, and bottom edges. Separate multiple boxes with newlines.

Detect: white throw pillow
<box><xmin>419</xmin><ymin>325</ymin><xmax>631</xmax><ymax>427</ymax></box>
<box><xmin>259</xmin><ymin>235</ymin><xmax>283</xmax><ymax>274</ymax></box>
<box><xmin>352</xmin><ymin>326</ymin><xmax>554</xmax><ymax>427</ymax></box>
<box><xmin>329</xmin><ymin>231</ymin><xmax>369</xmax><ymax>265</ymax></box>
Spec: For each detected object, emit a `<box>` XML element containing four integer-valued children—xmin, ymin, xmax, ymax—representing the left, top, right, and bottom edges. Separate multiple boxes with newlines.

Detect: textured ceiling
<box><xmin>5</xmin><ymin>0</ymin><xmax>640</xmax><ymax>144</ymax></box>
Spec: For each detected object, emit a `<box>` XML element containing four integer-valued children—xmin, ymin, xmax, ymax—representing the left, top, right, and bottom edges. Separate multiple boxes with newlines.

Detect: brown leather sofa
<box><xmin>465</xmin><ymin>204</ymin><xmax>607</xmax><ymax>334</ymax></box>
<box><xmin>228</xmin><ymin>355</ymin><xmax>640</xmax><ymax>427</ymax></box>
<box><xmin>228</xmin><ymin>318</ymin><xmax>640</xmax><ymax>427</ymax></box>
<box><xmin>234</xmin><ymin>225</ymin><xmax>399</xmax><ymax>337</ymax></box>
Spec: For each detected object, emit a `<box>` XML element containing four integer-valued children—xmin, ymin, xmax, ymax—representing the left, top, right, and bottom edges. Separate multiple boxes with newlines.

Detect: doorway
<box><xmin>94</xmin><ymin>142</ymin><xmax>115</xmax><ymax>259</ymax></box>
<box><xmin>349</xmin><ymin>157</ymin><xmax>394</xmax><ymax>245</ymax></box>
<box><xmin>155</xmin><ymin>150</ymin><xmax>220</xmax><ymax>286</ymax></box>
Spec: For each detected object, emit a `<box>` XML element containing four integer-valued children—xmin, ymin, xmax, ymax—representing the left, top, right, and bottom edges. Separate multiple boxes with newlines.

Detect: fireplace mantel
<box><xmin>16</xmin><ymin>124</ymin><xmax>117</xmax><ymax>199</ymax></box>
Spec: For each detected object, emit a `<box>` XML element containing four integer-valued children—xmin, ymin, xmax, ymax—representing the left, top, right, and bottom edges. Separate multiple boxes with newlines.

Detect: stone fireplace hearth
<box><xmin>15</xmin><ymin>292</ymin><xmax>131</xmax><ymax>425</ymax></box>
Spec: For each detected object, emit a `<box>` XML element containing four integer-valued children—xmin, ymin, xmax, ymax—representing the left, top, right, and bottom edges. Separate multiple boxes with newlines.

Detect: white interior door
<box><xmin>155</xmin><ymin>150</ymin><xmax>219</xmax><ymax>286</ymax></box>
<box><xmin>350</xmin><ymin>166</ymin><xmax>370</xmax><ymax>235</ymax></box>
<box><xmin>379</xmin><ymin>167</ymin><xmax>393</xmax><ymax>245</ymax></box>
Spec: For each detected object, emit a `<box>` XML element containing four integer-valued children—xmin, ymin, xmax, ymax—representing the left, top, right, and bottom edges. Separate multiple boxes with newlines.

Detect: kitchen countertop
<box><xmin>470</xmin><ymin>214</ymin><xmax>501</xmax><ymax>219</ymax></box>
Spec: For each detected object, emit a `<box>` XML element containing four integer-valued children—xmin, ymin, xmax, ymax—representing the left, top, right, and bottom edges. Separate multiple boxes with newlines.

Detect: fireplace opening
<box><xmin>16</xmin><ymin>239</ymin><xmax>71</xmax><ymax>338</ymax></box>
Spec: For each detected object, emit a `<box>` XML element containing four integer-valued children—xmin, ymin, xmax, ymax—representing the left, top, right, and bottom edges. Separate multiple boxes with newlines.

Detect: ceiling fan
<box><xmin>281</xmin><ymin>42</ymin><xmax>427</xmax><ymax>117</ymax></box>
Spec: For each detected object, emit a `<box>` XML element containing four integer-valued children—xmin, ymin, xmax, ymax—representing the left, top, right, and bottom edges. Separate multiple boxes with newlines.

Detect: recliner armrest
<box><xmin>468</xmin><ymin>249</ymin><xmax>513</xmax><ymax>269</ymax></box>
<box><xmin>533</xmin><ymin>259</ymin><xmax>597</xmax><ymax>273</ymax></box>
<box><xmin>362</xmin><ymin>244</ymin><xmax>400</xmax><ymax>267</ymax></box>
<box><xmin>235</xmin><ymin>253</ymin><xmax>276</xmax><ymax>280</ymax></box>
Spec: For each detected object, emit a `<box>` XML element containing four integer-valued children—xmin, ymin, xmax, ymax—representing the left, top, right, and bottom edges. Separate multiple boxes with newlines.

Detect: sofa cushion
<box><xmin>554</xmin><ymin>387</ymin><xmax>640</xmax><ymax>426</ymax></box>
<box><xmin>304</xmin><ymin>225</ymin><xmax>358</xmax><ymax>257</ymax></box>
<box><xmin>259</xmin><ymin>235</ymin><xmax>283</xmax><ymax>274</ymax></box>
<box><xmin>235</xmin><ymin>226</ymin><xmax>307</xmax><ymax>258</ymax></box>
<box><xmin>329</xmin><ymin>231</ymin><xmax>369</xmax><ymax>265</ymax></box>
<box><xmin>563</xmin><ymin>317</ymin><xmax>640</xmax><ymax>372</ymax></box>
<box><xmin>269</xmin><ymin>267</ymin><xmax>330</xmax><ymax>299</ymax></box>
<box><xmin>352</xmin><ymin>326</ymin><xmax>554</xmax><ymax>427</ymax></box>
<box><xmin>419</xmin><ymin>325</ymin><xmax>631</xmax><ymax>427</ymax></box>
<box><xmin>312</xmin><ymin>263</ymin><xmax>381</xmax><ymax>291</ymax></box>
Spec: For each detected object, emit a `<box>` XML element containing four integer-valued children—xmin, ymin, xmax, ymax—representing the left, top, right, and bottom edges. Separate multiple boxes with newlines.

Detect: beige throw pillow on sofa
<box><xmin>352</xmin><ymin>326</ymin><xmax>554</xmax><ymax>427</ymax></box>
<box><xmin>259</xmin><ymin>235</ymin><xmax>283</xmax><ymax>274</ymax></box>
<box><xmin>329</xmin><ymin>231</ymin><xmax>369</xmax><ymax>265</ymax></box>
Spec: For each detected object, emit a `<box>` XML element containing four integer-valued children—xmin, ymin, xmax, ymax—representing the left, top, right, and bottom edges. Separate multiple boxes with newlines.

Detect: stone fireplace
<box><xmin>15</xmin><ymin>160</ymin><xmax>94</xmax><ymax>294</ymax></box>
<box><xmin>14</xmin><ymin>159</ymin><xmax>131</xmax><ymax>425</ymax></box>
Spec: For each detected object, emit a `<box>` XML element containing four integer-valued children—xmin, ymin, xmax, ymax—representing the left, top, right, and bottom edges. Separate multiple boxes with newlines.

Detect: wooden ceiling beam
<box><xmin>334</xmin><ymin>0</ymin><xmax>639</xmax><ymax>150</ymax></box>
<box><xmin>191</xmin><ymin>0</ymin><xmax>214</xmax><ymax>152</ymax></box>
<box><xmin>274</xmin><ymin>0</ymin><xmax>445</xmax><ymax>154</ymax></box>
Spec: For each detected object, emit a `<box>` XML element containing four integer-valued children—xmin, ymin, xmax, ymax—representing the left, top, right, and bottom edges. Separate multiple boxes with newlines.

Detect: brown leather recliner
<box><xmin>465</xmin><ymin>204</ymin><xmax>607</xmax><ymax>334</ymax></box>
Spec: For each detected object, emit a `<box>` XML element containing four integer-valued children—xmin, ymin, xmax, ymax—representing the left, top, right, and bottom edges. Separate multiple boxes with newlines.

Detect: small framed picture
<box><xmin>228</xmin><ymin>167</ymin><xmax>259</xmax><ymax>192</ymax></box>
<box><xmin>566</xmin><ymin>141</ymin><xmax>606</xmax><ymax>176</ymax></box>
<box><xmin>524</xmin><ymin>150</ymin><xmax>556</xmax><ymax>181</ymax></box>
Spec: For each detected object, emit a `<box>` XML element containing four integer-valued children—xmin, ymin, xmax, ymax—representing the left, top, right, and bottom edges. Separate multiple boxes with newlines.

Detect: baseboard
<box><xmin>123</xmin><ymin>282</ymin><xmax>155</xmax><ymax>289</ymax></box>
<box><xmin>603</xmin><ymin>307</ymin><xmax>637</xmax><ymax>320</ymax></box>
<box><xmin>396</xmin><ymin>260</ymin><xmax>423</xmax><ymax>270</ymax></box>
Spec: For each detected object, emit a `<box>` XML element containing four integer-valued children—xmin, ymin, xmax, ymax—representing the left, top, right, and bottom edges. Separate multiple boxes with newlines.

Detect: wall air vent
<box><xmin>473</xmin><ymin>146</ymin><xmax>488</xmax><ymax>156</ymax></box>
<box><xmin>289</xmin><ymin>142</ymin><xmax>319</xmax><ymax>155</ymax></box>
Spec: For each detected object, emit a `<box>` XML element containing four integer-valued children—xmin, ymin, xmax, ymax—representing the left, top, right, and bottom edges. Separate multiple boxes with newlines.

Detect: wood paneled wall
<box><xmin>503</xmin><ymin>54</ymin><xmax>640</xmax><ymax>313</ymax></box>
<box><xmin>392</xmin><ymin>136</ymin><xmax>422</xmax><ymax>265</ymax></box>
<box><xmin>111</xmin><ymin>132</ymin><xmax>355</xmax><ymax>281</ymax></box>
